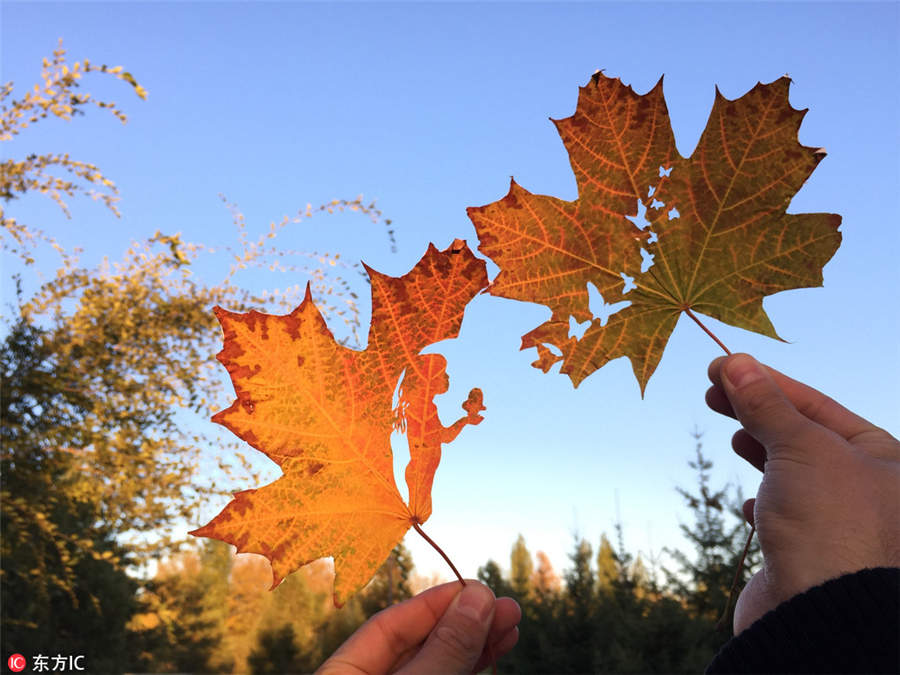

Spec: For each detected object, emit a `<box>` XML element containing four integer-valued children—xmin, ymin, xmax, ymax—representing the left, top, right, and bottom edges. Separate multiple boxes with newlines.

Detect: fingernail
<box><xmin>723</xmin><ymin>354</ymin><xmax>764</xmax><ymax>389</ymax></box>
<box><xmin>456</xmin><ymin>585</ymin><xmax>493</xmax><ymax>622</ymax></box>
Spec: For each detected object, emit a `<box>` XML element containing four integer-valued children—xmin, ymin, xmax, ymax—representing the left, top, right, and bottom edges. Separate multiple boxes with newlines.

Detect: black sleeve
<box><xmin>706</xmin><ymin>567</ymin><xmax>900</xmax><ymax>674</ymax></box>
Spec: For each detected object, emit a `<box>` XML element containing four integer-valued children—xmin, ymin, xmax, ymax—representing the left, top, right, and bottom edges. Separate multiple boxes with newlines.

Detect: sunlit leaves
<box><xmin>468</xmin><ymin>73</ymin><xmax>841</xmax><ymax>392</ymax></box>
<box><xmin>192</xmin><ymin>240</ymin><xmax>487</xmax><ymax>605</ymax></box>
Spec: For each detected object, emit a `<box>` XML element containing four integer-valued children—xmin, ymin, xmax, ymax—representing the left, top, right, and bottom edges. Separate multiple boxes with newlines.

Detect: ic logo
<box><xmin>7</xmin><ymin>654</ymin><xmax>26</xmax><ymax>672</ymax></box>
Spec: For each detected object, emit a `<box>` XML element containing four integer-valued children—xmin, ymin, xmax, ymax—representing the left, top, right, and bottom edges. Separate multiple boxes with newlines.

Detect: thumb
<box><xmin>733</xmin><ymin>568</ymin><xmax>777</xmax><ymax>635</ymax></box>
<box><xmin>399</xmin><ymin>582</ymin><xmax>495</xmax><ymax>675</ymax></box>
<box><xmin>720</xmin><ymin>354</ymin><xmax>818</xmax><ymax>455</ymax></box>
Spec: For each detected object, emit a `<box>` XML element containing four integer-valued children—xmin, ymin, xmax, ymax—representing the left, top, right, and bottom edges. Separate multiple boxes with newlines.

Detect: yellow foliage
<box><xmin>2</xmin><ymin>40</ymin><xmax>398</xmax><ymax>618</ymax></box>
<box><xmin>1</xmin><ymin>39</ymin><xmax>147</xmax><ymax>264</ymax></box>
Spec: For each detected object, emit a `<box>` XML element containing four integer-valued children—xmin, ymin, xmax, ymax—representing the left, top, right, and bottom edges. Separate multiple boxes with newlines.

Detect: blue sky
<box><xmin>3</xmin><ymin>2</ymin><xmax>898</xmax><ymax>584</ymax></box>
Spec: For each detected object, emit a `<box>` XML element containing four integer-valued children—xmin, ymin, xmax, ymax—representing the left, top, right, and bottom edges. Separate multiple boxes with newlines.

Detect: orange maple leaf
<box><xmin>467</xmin><ymin>73</ymin><xmax>842</xmax><ymax>392</ymax></box>
<box><xmin>191</xmin><ymin>240</ymin><xmax>487</xmax><ymax>606</ymax></box>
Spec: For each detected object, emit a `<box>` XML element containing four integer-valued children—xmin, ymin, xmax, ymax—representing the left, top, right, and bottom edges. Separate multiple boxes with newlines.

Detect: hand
<box><xmin>706</xmin><ymin>354</ymin><xmax>900</xmax><ymax>635</ymax></box>
<box><xmin>317</xmin><ymin>580</ymin><xmax>521</xmax><ymax>674</ymax></box>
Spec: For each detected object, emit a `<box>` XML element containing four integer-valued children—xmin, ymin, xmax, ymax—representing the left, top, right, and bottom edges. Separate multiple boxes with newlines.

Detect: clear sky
<box><xmin>3</xmin><ymin>1</ymin><xmax>898</xmax><ymax>584</ymax></box>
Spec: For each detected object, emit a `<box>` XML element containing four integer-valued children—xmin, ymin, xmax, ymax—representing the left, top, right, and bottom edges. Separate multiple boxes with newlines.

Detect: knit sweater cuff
<box><xmin>706</xmin><ymin>567</ymin><xmax>900</xmax><ymax>674</ymax></box>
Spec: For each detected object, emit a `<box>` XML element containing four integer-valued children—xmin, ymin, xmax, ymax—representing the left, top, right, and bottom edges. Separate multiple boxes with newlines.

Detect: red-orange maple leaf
<box><xmin>191</xmin><ymin>240</ymin><xmax>487</xmax><ymax>605</ymax></box>
<box><xmin>467</xmin><ymin>73</ymin><xmax>841</xmax><ymax>392</ymax></box>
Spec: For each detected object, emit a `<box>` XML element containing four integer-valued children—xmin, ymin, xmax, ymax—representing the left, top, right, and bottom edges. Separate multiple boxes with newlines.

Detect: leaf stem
<box><xmin>683</xmin><ymin>305</ymin><xmax>750</xmax><ymax>633</ymax></box>
<box><xmin>716</xmin><ymin>523</ymin><xmax>756</xmax><ymax>632</ymax></box>
<box><xmin>683</xmin><ymin>307</ymin><xmax>732</xmax><ymax>355</ymax></box>
<box><xmin>412</xmin><ymin>520</ymin><xmax>466</xmax><ymax>587</ymax></box>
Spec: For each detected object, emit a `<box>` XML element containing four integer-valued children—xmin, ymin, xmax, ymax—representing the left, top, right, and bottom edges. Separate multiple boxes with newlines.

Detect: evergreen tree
<box><xmin>248</xmin><ymin>624</ymin><xmax>302</xmax><ymax>675</ymax></box>
<box><xmin>495</xmin><ymin>545</ymin><xmax>564</xmax><ymax>674</ymax></box>
<box><xmin>311</xmin><ymin>599</ymin><xmax>368</xmax><ymax>670</ymax></box>
<box><xmin>630</xmin><ymin>595</ymin><xmax>709</xmax><ymax>674</ymax></box>
<box><xmin>594</xmin><ymin>523</ymin><xmax>643</xmax><ymax>673</ymax></box>
<box><xmin>561</xmin><ymin>537</ymin><xmax>595</xmax><ymax>673</ymax></box>
<box><xmin>527</xmin><ymin>551</ymin><xmax>565</xmax><ymax>672</ymax></box>
<box><xmin>477</xmin><ymin>559</ymin><xmax>512</xmax><ymax>597</ymax></box>
<box><xmin>663</xmin><ymin>430</ymin><xmax>761</xmax><ymax>656</ymax></box>
<box><xmin>595</xmin><ymin>533</ymin><xmax>618</xmax><ymax>596</ymax></box>
<box><xmin>360</xmin><ymin>542</ymin><xmax>414</xmax><ymax>615</ymax></box>
<box><xmin>630</xmin><ymin>555</ymin><xmax>651</xmax><ymax>600</ymax></box>
<box><xmin>509</xmin><ymin>534</ymin><xmax>534</xmax><ymax>599</ymax></box>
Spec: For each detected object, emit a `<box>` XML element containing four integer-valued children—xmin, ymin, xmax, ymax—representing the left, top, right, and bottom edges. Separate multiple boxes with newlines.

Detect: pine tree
<box><xmin>495</xmin><ymin>543</ymin><xmax>564</xmax><ymax>674</ymax></box>
<box><xmin>360</xmin><ymin>542</ymin><xmax>414</xmax><ymax>615</ymax></box>
<box><xmin>477</xmin><ymin>559</ymin><xmax>512</xmax><ymax>597</ymax></box>
<box><xmin>510</xmin><ymin>534</ymin><xmax>534</xmax><ymax>599</ymax></box>
<box><xmin>561</xmin><ymin>536</ymin><xmax>595</xmax><ymax>673</ymax></box>
<box><xmin>247</xmin><ymin>624</ymin><xmax>302</xmax><ymax>675</ymax></box>
<box><xmin>663</xmin><ymin>430</ymin><xmax>760</xmax><ymax>652</ymax></box>
<box><xmin>595</xmin><ymin>533</ymin><xmax>618</xmax><ymax>596</ymax></box>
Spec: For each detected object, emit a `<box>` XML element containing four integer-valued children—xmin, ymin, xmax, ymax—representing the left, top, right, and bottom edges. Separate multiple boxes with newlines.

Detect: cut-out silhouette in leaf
<box><xmin>191</xmin><ymin>239</ymin><xmax>487</xmax><ymax>606</ymax></box>
<box><xmin>467</xmin><ymin>73</ymin><xmax>841</xmax><ymax>393</ymax></box>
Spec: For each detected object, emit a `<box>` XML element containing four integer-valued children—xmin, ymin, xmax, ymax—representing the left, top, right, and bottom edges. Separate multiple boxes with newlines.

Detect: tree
<box><xmin>630</xmin><ymin>554</ymin><xmax>651</xmax><ymax>599</ymax></box>
<box><xmin>1</xmin><ymin>39</ymin><xmax>146</xmax><ymax>264</ymax></box>
<box><xmin>663</xmin><ymin>430</ymin><xmax>760</xmax><ymax>645</ymax></box>
<box><xmin>253</xmin><ymin>568</ymin><xmax>325</xmax><ymax>668</ymax></box>
<box><xmin>247</xmin><ymin>624</ymin><xmax>302</xmax><ymax>675</ymax></box>
<box><xmin>222</xmin><ymin>555</ymin><xmax>275</xmax><ymax>673</ymax></box>
<box><xmin>129</xmin><ymin>541</ymin><xmax>233</xmax><ymax>673</ymax></box>
<box><xmin>510</xmin><ymin>533</ymin><xmax>534</xmax><ymax>599</ymax></box>
<box><xmin>483</xmin><ymin>487</ymin><xmax>754</xmax><ymax>675</ymax></box>
<box><xmin>1</xmin><ymin>316</ymin><xmax>139</xmax><ymax>672</ymax></box>
<box><xmin>511</xmin><ymin>548</ymin><xmax>565</xmax><ymax>674</ymax></box>
<box><xmin>531</xmin><ymin>551</ymin><xmax>561</xmax><ymax>597</ymax></box>
<box><xmin>1</xmin><ymin>42</ymin><xmax>395</xmax><ymax>669</ymax></box>
<box><xmin>477</xmin><ymin>559</ymin><xmax>512</xmax><ymax>598</ymax></box>
<box><xmin>595</xmin><ymin>533</ymin><xmax>618</xmax><ymax>596</ymax></box>
<box><xmin>311</xmin><ymin>599</ymin><xmax>368</xmax><ymax>670</ymax></box>
<box><xmin>360</xmin><ymin>542</ymin><xmax>415</xmax><ymax>616</ymax></box>
<box><xmin>561</xmin><ymin>536</ymin><xmax>595</xmax><ymax>673</ymax></box>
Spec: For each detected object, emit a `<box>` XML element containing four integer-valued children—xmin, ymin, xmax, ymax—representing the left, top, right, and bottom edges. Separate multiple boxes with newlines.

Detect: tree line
<box><xmin>477</xmin><ymin>437</ymin><xmax>760</xmax><ymax>673</ymax></box>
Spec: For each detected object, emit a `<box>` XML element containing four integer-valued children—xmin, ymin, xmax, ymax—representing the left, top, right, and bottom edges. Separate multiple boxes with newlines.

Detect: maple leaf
<box><xmin>467</xmin><ymin>73</ymin><xmax>842</xmax><ymax>392</ymax></box>
<box><xmin>191</xmin><ymin>240</ymin><xmax>487</xmax><ymax>606</ymax></box>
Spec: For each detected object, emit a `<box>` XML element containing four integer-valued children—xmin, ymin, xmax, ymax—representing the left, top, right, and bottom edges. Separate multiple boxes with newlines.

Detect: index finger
<box><xmin>707</xmin><ymin>355</ymin><xmax>878</xmax><ymax>441</ymax></box>
<box><xmin>319</xmin><ymin>580</ymin><xmax>469</xmax><ymax>674</ymax></box>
